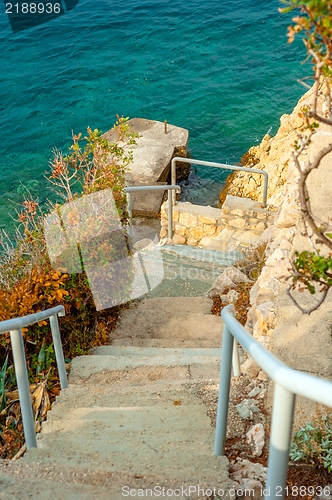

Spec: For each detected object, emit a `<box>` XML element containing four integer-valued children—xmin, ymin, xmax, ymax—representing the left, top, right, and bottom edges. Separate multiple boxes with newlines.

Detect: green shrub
<box><xmin>290</xmin><ymin>413</ymin><xmax>332</xmax><ymax>471</ymax></box>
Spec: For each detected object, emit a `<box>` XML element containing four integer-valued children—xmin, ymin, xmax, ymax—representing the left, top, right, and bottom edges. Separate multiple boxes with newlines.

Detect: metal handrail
<box><xmin>125</xmin><ymin>185</ymin><xmax>180</xmax><ymax>239</ymax></box>
<box><xmin>215</xmin><ymin>304</ymin><xmax>332</xmax><ymax>500</ymax></box>
<box><xmin>171</xmin><ymin>157</ymin><xmax>269</xmax><ymax>207</ymax></box>
<box><xmin>1</xmin><ymin>305</ymin><xmax>68</xmax><ymax>449</ymax></box>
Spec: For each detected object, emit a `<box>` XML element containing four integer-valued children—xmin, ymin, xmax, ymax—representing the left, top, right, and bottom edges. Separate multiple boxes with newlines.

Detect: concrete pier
<box><xmin>104</xmin><ymin>118</ymin><xmax>189</xmax><ymax>217</ymax></box>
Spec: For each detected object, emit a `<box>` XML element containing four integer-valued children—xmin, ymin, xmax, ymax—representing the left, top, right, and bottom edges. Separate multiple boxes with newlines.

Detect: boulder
<box><xmin>206</xmin><ymin>266</ymin><xmax>252</xmax><ymax>298</ymax></box>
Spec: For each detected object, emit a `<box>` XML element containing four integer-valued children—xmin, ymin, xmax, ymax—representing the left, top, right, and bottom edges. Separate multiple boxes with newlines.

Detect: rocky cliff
<box><xmin>219</xmin><ymin>88</ymin><xmax>314</xmax><ymax>209</ymax></box>
<box><xmin>223</xmin><ymin>88</ymin><xmax>332</xmax><ymax>386</ymax></box>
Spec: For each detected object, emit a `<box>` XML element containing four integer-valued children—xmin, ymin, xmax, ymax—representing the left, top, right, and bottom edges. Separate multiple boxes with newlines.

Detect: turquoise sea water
<box><xmin>0</xmin><ymin>0</ymin><xmax>307</xmax><ymax>231</ymax></box>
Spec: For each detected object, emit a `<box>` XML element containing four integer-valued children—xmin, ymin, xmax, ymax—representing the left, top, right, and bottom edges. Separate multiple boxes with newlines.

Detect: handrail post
<box><xmin>232</xmin><ymin>338</ymin><xmax>241</xmax><ymax>377</ymax></box>
<box><xmin>127</xmin><ymin>191</ymin><xmax>133</xmax><ymax>238</ymax></box>
<box><xmin>262</xmin><ymin>172</ymin><xmax>268</xmax><ymax>208</ymax></box>
<box><xmin>214</xmin><ymin>323</ymin><xmax>233</xmax><ymax>456</ymax></box>
<box><xmin>265</xmin><ymin>384</ymin><xmax>295</xmax><ymax>500</ymax></box>
<box><xmin>171</xmin><ymin>158</ymin><xmax>176</xmax><ymax>206</ymax></box>
<box><xmin>10</xmin><ymin>328</ymin><xmax>37</xmax><ymax>449</ymax></box>
<box><xmin>168</xmin><ymin>189</ymin><xmax>173</xmax><ymax>239</ymax></box>
<box><xmin>49</xmin><ymin>314</ymin><xmax>68</xmax><ymax>390</ymax></box>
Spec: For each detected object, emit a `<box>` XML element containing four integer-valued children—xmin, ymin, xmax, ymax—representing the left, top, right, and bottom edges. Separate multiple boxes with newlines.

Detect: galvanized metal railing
<box><xmin>125</xmin><ymin>184</ymin><xmax>180</xmax><ymax>239</ymax></box>
<box><xmin>171</xmin><ymin>157</ymin><xmax>269</xmax><ymax>207</ymax></box>
<box><xmin>215</xmin><ymin>304</ymin><xmax>332</xmax><ymax>500</ymax></box>
<box><xmin>0</xmin><ymin>305</ymin><xmax>68</xmax><ymax>449</ymax></box>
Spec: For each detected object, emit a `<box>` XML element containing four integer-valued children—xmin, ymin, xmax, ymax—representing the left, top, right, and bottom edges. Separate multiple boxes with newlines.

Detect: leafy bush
<box><xmin>290</xmin><ymin>413</ymin><xmax>332</xmax><ymax>471</ymax></box>
<box><xmin>0</xmin><ymin>117</ymin><xmax>138</xmax><ymax>456</ymax></box>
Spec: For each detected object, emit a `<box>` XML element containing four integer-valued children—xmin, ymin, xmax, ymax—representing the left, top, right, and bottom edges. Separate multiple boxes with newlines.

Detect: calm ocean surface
<box><xmin>0</xmin><ymin>0</ymin><xmax>307</xmax><ymax>231</ymax></box>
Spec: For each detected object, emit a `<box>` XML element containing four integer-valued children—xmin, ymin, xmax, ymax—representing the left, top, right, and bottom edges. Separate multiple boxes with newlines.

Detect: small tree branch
<box><xmin>286</xmin><ymin>283</ymin><xmax>329</xmax><ymax>314</ymax></box>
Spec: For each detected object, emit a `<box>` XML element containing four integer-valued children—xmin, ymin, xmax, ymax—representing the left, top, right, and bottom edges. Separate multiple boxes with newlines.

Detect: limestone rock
<box><xmin>236</xmin><ymin>398</ymin><xmax>260</xmax><ymax>419</ymax></box>
<box><xmin>241</xmin><ymin>358</ymin><xmax>261</xmax><ymax>379</ymax></box>
<box><xmin>172</xmin><ymin>234</ymin><xmax>185</xmax><ymax>245</ymax></box>
<box><xmin>220</xmin><ymin>289</ymin><xmax>239</xmax><ymax>305</ymax></box>
<box><xmin>229</xmin><ymin>218</ymin><xmax>246</xmax><ymax>229</ymax></box>
<box><xmin>174</xmin><ymin>223</ymin><xmax>187</xmax><ymax>237</ymax></box>
<box><xmin>206</xmin><ymin>266</ymin><xmax>252</xmax><ymax>298</ymax></box>
<box><xmin>179</xmin><ymin>212</ymin><xmax>197</xmax><ymax>228</ymax></box>
<box><xmin>246</xmin><ymin>423</ymin><xmax>265</xmax><ymax>456</ymax></box>
<box><xmin>254</xmin><ymin>301</ymin><xmax>276</xmax><ymax>334</ymax></box>
<box><xmin>257</xmin><ymin>370</ymin><xmax>268</xmax><ymax>382</ymax></box>
<box><xmin>198</xmin><ymin>215</ymin><xmax>217</xmax><ymax>225</ymax></box>
<box><xmin>219</xmin><ymin>87</ymin><xmax>313</xmax><ymax>207</ymax></box>
<box><xmin>198</xmin><ymin>236</ymin><xmax>213</xmax><ymax>247</ymax></box>
<box><xmin>202</xmin><ymin>224</ymin><xmax>217</xmax><ymax>236</ymax></box>
<box><xmin>230</xmin><ymin>458</ymin><xmax>267</xmax><ymax>494</ymax></box>
<box><xmin>189</xmin><ymin>226</ymin><xmax>206</xmax><ymax>240</ymax></box>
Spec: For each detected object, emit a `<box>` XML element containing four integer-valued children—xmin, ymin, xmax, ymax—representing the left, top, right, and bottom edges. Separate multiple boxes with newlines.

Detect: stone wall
<box><xmin>160</xmin><ymin>196</ymin><xmax>276</xmax><ymax>252</ymax></box>
<box><xmin>160</xmin><ymin>202</ymin><xmax>222</xmax><ymax>246</ymax></box>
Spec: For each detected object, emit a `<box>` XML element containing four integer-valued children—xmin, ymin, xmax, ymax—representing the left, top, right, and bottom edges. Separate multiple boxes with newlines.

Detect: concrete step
<box><xmin>133</xmin><ymin>296</ymin><xmax>214</xmax><ymax>315</ymax></box>
<box><xmin>132</xmin><ymin>244</ymin><xmax>239</xmax><ymax>298</ymax></box>
<box><xmin>161</xmin><ymin>244</ymin><xmax>242</xmax><ymax>267</ymax></box>
<box><xmin>110</xmin><ymin>337</ymin><xmax>221</xmax><ymax>348</ymax></box>
<box><xmin>17</xmin><ymin>382</ymin><xmax>232</xmax><ymax>492</ymax></box>
<box><xmin>70</xmin><ymin>349</ymin><xmax>221</xmax><ymax>379</ymax></box>
<box><xmin>111</xmin><ymin>311</ymin><xmax>222</xmax><ymax>340</ymax></box>
<box><xmin>24</xmin><ymin>403</ymin><xmax>225</xmax><ymax>478</ymax></box>
<box><xmin>90</xmin><ymin>346</ymin><xmax>220</xmax><ymax>357</ymax></box>
<box><xmin>0</xmin><ymin>463</ymin><xmax>230</xmax><ymax>500</ymax></box>
<box><xmin>43</xmin><ymin>383</ymin><xmax>201</xmax><ymax>414</ymax></box>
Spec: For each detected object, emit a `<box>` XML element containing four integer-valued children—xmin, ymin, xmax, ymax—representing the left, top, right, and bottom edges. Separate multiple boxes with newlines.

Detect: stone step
<box><xmin>44</xmin><ymin>383</ymin><xmax>199</xmax><ymax>414</ymax></box>
<box><xmin>42</xmin><ymin>405</ymin><xmax>210</xmax><ymax>430</ymax></box>
<box><xmin>29</xmin><ymin>421</ymin><xmax>228</xmax><ymax>480</ymax></box>
<box><xmin>111</xmin><ymin>311</ymin><xmax>222</xmax><ymax>340</ymax></box>
<box><xmin>0</xmin><ymin>462</ymin><xmax>230</xmax><ymax>500</ymax></box>
<box><xmin>69</xmin><ymin>349</ymin><xmax>221</xmax><ymax>379</ymax></box>
<box><xmin>19</xmin><ymin>382</ymin><xmax>231</xmax><ymax>490</ymax></box>
<box><xmin>161</xmin><ymin>244</ymin><xmax>242</xmax><ymax>267</ymax></box>
<box><xmin>90</xmin><ymin>346</ymin><xmax>220</xmax><ymax>357</ymax></box>
<box><xmin>133</xmin><ymin>296</ymin><xmax>213</xmax><ymax>315</ymax></box>
<box><xmin>110</xmin><ymin>338</ymin><xmax>221</xmax><ymax>348</ymax></box>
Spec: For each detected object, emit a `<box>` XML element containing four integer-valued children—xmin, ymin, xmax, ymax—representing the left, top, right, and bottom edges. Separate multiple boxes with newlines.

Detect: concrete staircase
<box><xmin>0</xmin><ymin>297</ymin><xmax>235</xmax><ymax>499</ymax></box>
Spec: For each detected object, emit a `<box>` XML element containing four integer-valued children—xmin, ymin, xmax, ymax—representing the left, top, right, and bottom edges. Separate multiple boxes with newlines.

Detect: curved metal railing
<box><xmin>0</xmin><ymin>305</ymin><xmax>67</xmax><ymax>449</ymax></box>
<box><xmin>215</xmin><ymin>304</ymin><xmax>332</xmax><ymax>500</ymax></box>
<box><xmin>171</xmin><ymin>157</ymin><xmax>269</xmax><ymax>207</ymax></box>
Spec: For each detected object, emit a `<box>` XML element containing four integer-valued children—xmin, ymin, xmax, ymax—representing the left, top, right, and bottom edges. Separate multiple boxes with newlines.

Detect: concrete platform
<box><xmin>104</xmin><ymin>118</ymin><xmax>189</xmax><ymax>217</ymax></box>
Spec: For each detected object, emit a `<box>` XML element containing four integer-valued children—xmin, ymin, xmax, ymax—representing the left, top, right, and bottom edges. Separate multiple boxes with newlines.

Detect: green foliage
<box><xmin>280</xmin><ymin>0</ymin><xmax>332</xmax><ymax>71</ymax></box>
<box><xmin>0</xmin><ymin>116</ymin><xmax>137</xmax><ymax>387</ymax></box>
<box><xmin>290</xmin><ymin>414</ymin><xmax>332</xmax><ymax>471</ymax></box>
<box><xmin>292</xmin><ymin>250</ymin><xmax>332</xmax><ymax>293</ymax></box>
<box><xmin>48</xmin><ymin>118</ymin><xmax>139</xmax><ymax>224</ymax></box>
<box><xmin>34</xmin><ymin>341</ymin><xmax>55</xmax><ymax>376</ymax></box>
<box><xmin>0</xmin><ymin>356</ymin><xmax>8</xmax><ymax>413</ymax></box>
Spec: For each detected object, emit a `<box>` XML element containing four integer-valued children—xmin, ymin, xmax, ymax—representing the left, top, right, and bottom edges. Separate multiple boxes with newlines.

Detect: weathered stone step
<box><xmin>161</xmin><ymin>244</ymin><xmax>242</xmax><ymax>267</ymax></box>
<box><xmin>0</xmin><ymin>471</ymin><xmax>123</xmax><ymax>500</ymax></box>
<box><xmin>29</xmin><ymin>420</ymin><xmax>227</xmax><ymax>479</ymax></box>
<box><xmin>70</xmin><ymin>350</ymin><xmax>221</xmax><ymax>379</ymax></box>
<box><xmin>111</xmin><ymin>311</ymin><xmax>222</xmax><ymax>340</ymax></box>
<box><xmin>110</xmin><ymin>337</ymin><xmax>220</xmax><ymax>348</ymax></box>
<box><xmin>133</xmin><ymin>296</ymin><xmax>213</xmax><ymax>315</ymax></box>
<box><xmin>91</xmin><ymin>346</ymin><xmax>220</xmax><ymax>357</ymax></box>
<box><xmin>44</xmin><ymin>383</ymin><xmax>200</xmax><ymax>414</ymax></box>
<box><xmin>0</xmin><ymin>462</ymin><xmax>230</xmax><ymax>500</ymax></box>
<box><xmin>42</xmin><ymin>405</ymin><xmax>210</xmax><ymax>431</ymax></box>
